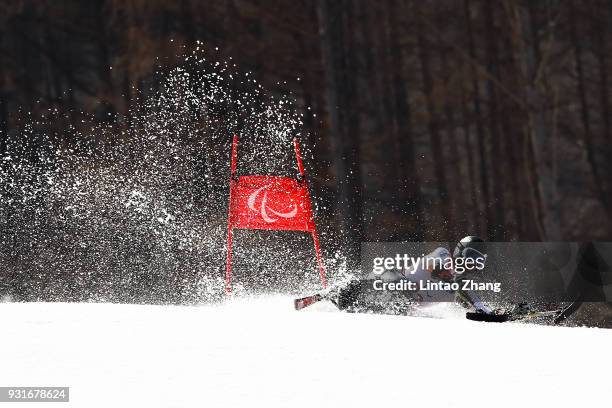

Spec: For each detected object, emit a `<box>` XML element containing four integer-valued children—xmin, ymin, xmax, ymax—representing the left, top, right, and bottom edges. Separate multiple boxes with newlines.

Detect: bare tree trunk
<box><xmin>91</xmin><ymin>0</ymin><xmax>114</xmax><ymax>111</ymax></box>
<box><xmin>117</xmin><ymin>7</ymin><xmax>135</xmax><ymax>136</ymax></box>
<box><xmin>597</xmin><ymin>5</ymin><xmax>611</xmax><ymax>143</ymax></box>
<box><xmin>417</xmin><ymin>27</ymin><xmax>454</xmax><ymax>236</ymax></box>
<box><xmin>373</xmin><ymin>1</ymin><xmax>402</xmax><ymax>209</ymax></box>
<box><xmin>504</xmin><ymin>121</ymin><xmax>524</xmax><ymax>238</ymax></box>
<box><xmin>18</xmin><ymin>5</ymin><xmax>37</xmax><ymax>149</ymax></box>
<box><xmin>388</xmin><ymin>0</ymin><xmax>424</xmax><ymax>240</ymax></box>
<box><xmin>294</xmin><ymin>29</ymin><xmax>316</xmax><ymax>142</ymax></box>
<box><xmin>361</xmin><ymin>3</ymin><xmax>386</xmax><ymax>141</ymax></box>
<box><xmin>464</xmin><ymin>0</ymin><xmax>489</xmax><ymax>237</ymax></box>
<box><xmin>500</xmin><ymin>26</ymin><xmax>537</xmax><ymax>239</ymax></box>
<box><xmin>483</xmin><ymin>1</ymin><xmax>506</xmax><ymax>240</ymax></box>
<box><xmin>0</xmin><ymin>48</ymin><xmax>7</xmax><ymax>151</ymax></box>
<box><xmin>181</xmin><ymin>0</ymin><xmax>197</xmax><ymax>45</ymax></box>
<box><xmin>595</xmin><ymin>2</ymin><xmax>612</xmax><ymax>213</ymax></box>
<box><xmin>570</xmin><ymin>0</ymin><xmax>610</xmax><ymax>218</ymax></box>
<box><xmin>317</xmin><ymin>0</ymin><xmax>363</xmax><ymax>255</ymax></box>
<box><xmin>507</xmin><ymin>1</ymin><xmax>561</xmax><ymax>240</ymax></box>
<box><xmin>42</xmin><ymin>15</ymin><xmax>59</xmax><ymax>104</ymax></box>
<box><xmin>502</xmin><ymin>9</ymin><xmax>545</xmax><ymax>240</ymax></box>
<box><xmin>0</xmin><ymin>92</ymin><xmax>7</xmax><ymax>153</ymax></box>
<box><xmin>459</xmin><ymin>88</ymin><xmax>481</xmax><ymax>233</ymax></box>
<box><xmin>440</xmin><ymin>45</ymin><xmax>466</xmax><ymax>234</ymax></box>
<box><xmin>356</xmin><ymin>2</ymin><xmax>407</xmax><ymax>239</ymax></box>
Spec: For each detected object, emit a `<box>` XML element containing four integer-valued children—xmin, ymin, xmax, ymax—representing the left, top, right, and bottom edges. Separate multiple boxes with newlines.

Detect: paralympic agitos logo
<box><xmin>247</xmin><ymin>183</ymin><xmax>298</xmax><ymax>223</ymax></box>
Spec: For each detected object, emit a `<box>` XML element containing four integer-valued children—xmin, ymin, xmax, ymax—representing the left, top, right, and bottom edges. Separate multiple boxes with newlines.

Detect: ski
<box><xmin>294</xmin><ymin>293</ymin><xmax>325</xmax><ymax>310</ymax></box>
<box><xmin>466</xmin><ymin>308</ymin><xmax>562</xmax><ymax>323</ymax></box>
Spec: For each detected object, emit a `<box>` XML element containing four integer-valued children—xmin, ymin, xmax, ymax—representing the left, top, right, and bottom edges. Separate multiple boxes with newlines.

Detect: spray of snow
<box><xmin>0</xmin><ymin>46</ymin><xmax>340</xmax><ymax>303</ymax></box>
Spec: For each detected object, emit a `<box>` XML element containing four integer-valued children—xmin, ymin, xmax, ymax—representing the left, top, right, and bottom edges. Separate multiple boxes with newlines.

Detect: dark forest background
<box><xmin>2</xmin><ymin>0</ymin><xmax>612</xmax><ymax>252</ymax></box>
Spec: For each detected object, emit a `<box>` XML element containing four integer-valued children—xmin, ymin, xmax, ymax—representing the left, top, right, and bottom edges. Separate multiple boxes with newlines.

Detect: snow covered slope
<box><xmin>1</xmin><ymin>298</ymin><xmax>610</xmax><ymax>408</ymax></box>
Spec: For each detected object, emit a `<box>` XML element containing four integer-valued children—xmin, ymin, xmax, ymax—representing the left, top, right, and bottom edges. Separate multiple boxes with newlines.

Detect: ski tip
<box><xmin>294</xmin><ymin>298</ymin><xmax>305</xmax><ymax>311</ymax></box>
<box><xmin>294</xmin><ymin>294</ymin><xmax>322</xmax><ymax>311</ymax></box>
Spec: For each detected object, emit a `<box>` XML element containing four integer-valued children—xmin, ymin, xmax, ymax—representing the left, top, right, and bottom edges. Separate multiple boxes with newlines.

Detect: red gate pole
<box><xmin>226</xmin><ymin>229</ymin><xmax>233</xmax><ymax>294</ymax></box>
<box><xmin>293</xmin><ymin>138</ymin><xmax>305</xmax><ymax>177</ymax></box>
<box><xmin>226</xmin><ymin>135</ymin><xmax>239</xmax><ymax>294</ymax></box>
<box><xmin>311</xmin><ymin>229</ymin><xmax>327</xmax><ymax>288</ymax></box>
<box><xmin>293</xmin><ymin>138</ymin><xmax>327</xmax><ymax>288</ymax></box>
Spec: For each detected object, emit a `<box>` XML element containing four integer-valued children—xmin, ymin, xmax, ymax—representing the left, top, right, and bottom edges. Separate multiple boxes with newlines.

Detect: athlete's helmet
<box><xmin>453</xmin><ymin>236</ymin><xmax>487</xmax><ymax>263</ymax></box>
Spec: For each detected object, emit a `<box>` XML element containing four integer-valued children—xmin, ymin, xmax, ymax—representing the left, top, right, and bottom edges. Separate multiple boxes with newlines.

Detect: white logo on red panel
<box><xmin>247</xmin><ymin>184</ymin><xmax>297</xmax><ymax>223</ymax></box>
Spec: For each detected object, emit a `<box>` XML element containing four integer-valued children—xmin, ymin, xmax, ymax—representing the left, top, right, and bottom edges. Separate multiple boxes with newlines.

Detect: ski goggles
<box><xmin>460</xmin><ymin>247</ymin><xmax>487</xmax><ymax>263</ymax></box>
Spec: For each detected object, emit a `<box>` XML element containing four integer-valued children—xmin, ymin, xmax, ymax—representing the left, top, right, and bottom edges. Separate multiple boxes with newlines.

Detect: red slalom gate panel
<box><xmin>225</xmin><ymin>135</ymin><xmax>327</xmax><ymax>293</ymax></box>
